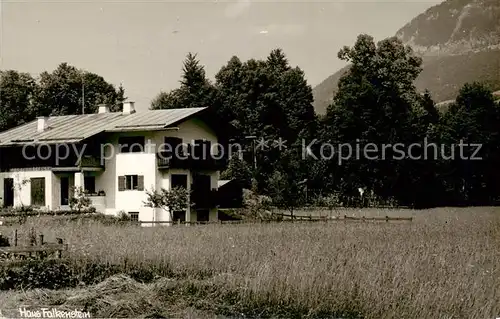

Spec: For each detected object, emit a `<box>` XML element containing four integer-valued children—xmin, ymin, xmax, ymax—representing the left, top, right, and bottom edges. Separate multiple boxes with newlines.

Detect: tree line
<box><xmin>2</xmin><ymin>33</ymin><xmax>499</xmax><ymax>209</ymax></box>
<box><xmin>0</xmin><ymin>62</ymin><xmax>125</xmax><ymax>131</ymax></box>
<box><xmin>151</xmin><ymin>34</ymin><xmax>500</xmax><ymax>209</ymax></box>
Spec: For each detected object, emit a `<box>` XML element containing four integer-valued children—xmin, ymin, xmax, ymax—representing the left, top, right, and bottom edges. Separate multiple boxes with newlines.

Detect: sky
<box><xmin>0</xmin><ymin>0</ymin><xmax>442</xmax><ymax>111</ymax></box>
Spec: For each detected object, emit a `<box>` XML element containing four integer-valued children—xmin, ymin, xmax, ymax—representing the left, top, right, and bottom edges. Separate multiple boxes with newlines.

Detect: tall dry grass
<box><xmin>2</xmin><ymin>207</ymin><xmax>500</xmax><ymax>318</ymax></box>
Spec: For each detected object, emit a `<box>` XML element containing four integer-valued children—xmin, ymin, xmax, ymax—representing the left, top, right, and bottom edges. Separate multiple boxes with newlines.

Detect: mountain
<box><xmin>313</xmin><ymin>0</ymin><xmax>500</xmax><ymax>115</ymax></box>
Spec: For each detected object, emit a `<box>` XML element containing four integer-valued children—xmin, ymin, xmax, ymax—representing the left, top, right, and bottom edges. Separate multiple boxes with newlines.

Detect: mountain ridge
<box><xmin>312</xmin><ymin>0</ymin><xmax>500</xmax><ymax>115</ymax></box>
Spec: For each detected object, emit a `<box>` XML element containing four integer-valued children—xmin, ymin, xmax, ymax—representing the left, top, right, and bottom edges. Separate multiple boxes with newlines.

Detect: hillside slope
<box><xmin>313</xmin><ymin>0</ymin><xmax>500</xmax><ymax>115</ymax></box>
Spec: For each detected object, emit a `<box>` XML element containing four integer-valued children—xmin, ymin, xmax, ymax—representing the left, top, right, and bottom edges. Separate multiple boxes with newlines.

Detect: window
<box><xmin>163</xmin><ymin>137</ymin><xmax>183</xmax><ymax>158</ymax></box>
<box><xmin>118</xmin><ymin>136</ymin><xmax>145</xmax><ymax>153</ymax></box>
<box><xmin>129</xmin><ymin>212</ymin><xmax>139</xmax><ymax>222</ymax></box>
<box><xmin>30</xmin><ymin>177</ymin><xmax>45</xmax><ymax>206</ymax></box>
<box><xmin>84</xmin><ymin>176</ymin><xmax>96</xmax><ymax>194</ymax></box>
<box><xmin>126</xmin><ymin>175</ymin><xmax>138</xmax><ymax>190</ymax></box>
<box><xmin>118</xmin><ymin>175</ymin><xmax>144</xmax><ymax>191</ymax></box>
<box><xmin>171</xmin><ymin>174</ymin><xmax>188</xmax><ymax>189</ymax></box>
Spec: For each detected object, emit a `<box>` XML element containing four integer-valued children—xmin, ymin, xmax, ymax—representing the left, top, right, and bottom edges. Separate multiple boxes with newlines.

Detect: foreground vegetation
<box><xmin>0</xmin><ymin>207</ymin><xmax>499</xmax><ymax>318</ymax></box>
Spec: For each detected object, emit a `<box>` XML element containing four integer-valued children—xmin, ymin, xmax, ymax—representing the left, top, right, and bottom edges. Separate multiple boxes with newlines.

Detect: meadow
<box><xmin>0</xmin><ymin>207</ymin><xmax>499</xmax><ymax>318</ymax></box>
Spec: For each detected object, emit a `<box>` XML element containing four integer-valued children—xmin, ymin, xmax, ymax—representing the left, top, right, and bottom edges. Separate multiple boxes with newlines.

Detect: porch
<box><xmin>53</xmin><ymin>171</ymin><xmax>107</xmax><ymax>212</ymax></box>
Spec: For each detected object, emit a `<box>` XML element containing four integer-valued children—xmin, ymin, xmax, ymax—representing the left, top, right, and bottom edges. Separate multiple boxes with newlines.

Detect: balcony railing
<box><xmin>78</xmin><ymin>155</ymin><xmax>104</xmax><ymax>169</ymax></box>
<box><xmin>157</xmin><ymin>153</ymin><xmax>226</xmax><ymax>171</ymax></box>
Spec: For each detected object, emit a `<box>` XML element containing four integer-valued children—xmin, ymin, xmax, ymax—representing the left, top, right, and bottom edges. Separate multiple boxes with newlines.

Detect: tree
<box><xmin>0</xmin><ymin>70</ymin><xmax>37</xmax><ymax>132</ymax></box>
<box><xmin>322</xmin><ymin>34</ymin><xmax>424</xmax><ymax>205</ymax></box>
<box><xmin>267</xmin><ymin>169</ymin><xmax>304</xmax><ymax>219</ymax></box>
<box><xmin>213</xmin><ymin>56</ymin><xmax>247</xmax><ymax>131</ymax></box>
<box><xmin>419</xmin><ymin>90</ymin><xmax>440</xmax><ymax>125</ymax></box>
<box><xmin>439</xmin><ymin>82</ymin><xmax>500</xmax><ymax>204</ymax></box>
<box><xmin>69</xmin><ymin>186</ymin><xmax>93</xmax><ymax>213</ymax></box>
<box><xmin>144</xmin><ymin>186</ymin><xmax>190</xmax><ymax>221</ymax></box>
<box><xmin>35</xmin><ymin>63</ymin><xmax>124</xmax><ymax>116</ymax></box>
<box><xmin>150</xmin><ymin>53</ymin><xmax>215</xmax><ymax>110</ymax></box>
<box><xmin>151</xmin><ymin>90</ymin><xmax>183</xmax><ymax>110</ymax></box>
<box><xmin>214</xmin><ymin>49</ymin><xmax>318</xmax><ymax>192</ymax></box>
<box><xmin>265</xmin><ymin>147</ymin><xmax>308</xmax><ymax>218</ymax></box>
<box><xmin>220</xmin><ymin>155</ymin><xmax>252</xmax><ymax>189</ymax></box>
<box><xmin>112</xmin><ymin>83</ymin><xmax>127</xmax><ymax>112</ymax></box>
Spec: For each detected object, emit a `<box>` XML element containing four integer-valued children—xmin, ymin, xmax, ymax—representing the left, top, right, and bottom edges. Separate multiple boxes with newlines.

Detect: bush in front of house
<box><xmin>0</xmin><ymin>207</ymin><xmax>97</xmax><ymax>218</ymax></box>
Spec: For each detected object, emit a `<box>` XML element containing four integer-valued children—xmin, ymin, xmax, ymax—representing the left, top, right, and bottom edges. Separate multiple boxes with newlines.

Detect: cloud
<box><xmin>224</xmin><ymin>0</ymin><xmax>251</xmax><ymax>19</ymax></box>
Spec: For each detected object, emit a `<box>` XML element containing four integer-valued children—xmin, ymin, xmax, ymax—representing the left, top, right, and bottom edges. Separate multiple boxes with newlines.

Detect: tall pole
<box><xmin>82</xmin><ymin>80</ymin><xmax>85</xmax><ymax>114</ymax></box>
<box><xmin>244</xmin><ymin>135</ymin><xmax>257</xmax><ymax>171</ymax></box>
<box><xmin>252</xmin><ymin>139</ymin><xmax>257</xmax><ymax>170</ymax></box>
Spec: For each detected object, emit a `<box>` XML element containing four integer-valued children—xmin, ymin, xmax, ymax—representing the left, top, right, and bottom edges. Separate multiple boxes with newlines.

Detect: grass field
<box><xmin>0</xmin><ymin>207</ymin><xmax>499</xmax><ymax>318</ymax></box>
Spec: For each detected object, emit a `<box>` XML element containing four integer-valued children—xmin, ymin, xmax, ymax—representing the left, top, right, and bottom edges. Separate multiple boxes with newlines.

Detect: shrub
<box><xmin>117</xmin><ymin>210</ymin><xmax>131</xmax><ymax>221</ymax></box>
<box><xmin>0</xmin><ymin>260</ymin><xmax>77</xmax><ymax>290</ymax></box>
<box><xmin>69</xmin><ymin>186</ymin><xmax>93</xmax><ymax>212</ymax></box>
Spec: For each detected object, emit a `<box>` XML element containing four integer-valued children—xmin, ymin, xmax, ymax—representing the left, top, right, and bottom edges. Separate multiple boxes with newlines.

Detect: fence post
<box><xmin>37</xmin><ymin>234</ymin><xmax>45</xmax><ymax>259</ymax></box>
<box><xmin>29</xmin><ymin>227</ymin><xmax>36</xmax><ymax>246</ymax></box>
<box><xmin>14</xmin><ymin>229</ymin><xmax>18</xmax><ymax>247</ymax></box>
<box><xmin>56</xmin><ymin>238</ymin><xmax>63</xmax><ymax>258</ymax></box>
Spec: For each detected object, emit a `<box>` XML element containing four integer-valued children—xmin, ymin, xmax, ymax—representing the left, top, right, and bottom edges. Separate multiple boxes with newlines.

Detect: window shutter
<box><xmin>118</xmin><ymin>176</ymin><xmax>125</xmax><ymax>191</ymax></box>
<box><xmin>137</xmin><ymin>175</ymin><xmax>144</xmax><ymax>191</ymax></box>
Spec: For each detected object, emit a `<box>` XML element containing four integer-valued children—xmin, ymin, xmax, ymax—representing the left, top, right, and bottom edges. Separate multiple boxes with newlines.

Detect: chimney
<box><xmin>37</xmin><ymin>116</ymin><xmax>48</xmax><ymax>133</ymax></box>
<box><xmin>98</xmin><ymin>103</ymin><xmax>110</xmax><ymax>114</ymax></box>
<box><xmin>122</xmin><ymin>101</ymin><xmax>136</xmax><ymax>115</ymax></box>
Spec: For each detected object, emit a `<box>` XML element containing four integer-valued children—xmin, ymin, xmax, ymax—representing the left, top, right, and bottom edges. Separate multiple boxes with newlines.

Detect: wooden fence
<box><xmin>0</xmin><ymin>229</ymin><xmax>67</xmax><ymax>262</ymax></box>
<box><xmin>137</xmin><ymin>214</ymin><xmax>412</xmax><ymax>226</ymax></box>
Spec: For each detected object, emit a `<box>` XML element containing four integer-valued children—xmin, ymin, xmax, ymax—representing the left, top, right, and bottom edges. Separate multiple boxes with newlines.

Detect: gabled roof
<box><xmin>0</xmin><ymin>107</ymin><xmax>207</xmax><ymax>146</ymax></box>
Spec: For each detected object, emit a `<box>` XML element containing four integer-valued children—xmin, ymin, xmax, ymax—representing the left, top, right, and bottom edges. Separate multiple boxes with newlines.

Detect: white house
<box><xmin>0</xmin><ymin>102</ymin><xmax>231</xmax><ymax>223</ymax></box>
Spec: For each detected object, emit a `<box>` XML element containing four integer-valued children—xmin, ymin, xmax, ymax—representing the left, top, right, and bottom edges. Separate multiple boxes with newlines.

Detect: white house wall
<box><xmin>116</xmin><ymin>152</ymin><xmax>157</xmax><ymax>219</ymax></box>
<box><xmin>0</xmin><ymin>170</ymin><xmax>54</xmax><ymax>209</ymax></box>
<box><xmin>99</xmin><ymin>117</ymin><xmax>220</xmax><ymax>222</ymax></box>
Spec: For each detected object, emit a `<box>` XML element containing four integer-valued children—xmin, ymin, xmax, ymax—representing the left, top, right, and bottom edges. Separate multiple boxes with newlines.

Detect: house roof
<box><xmin>0</xmin><ymin>107</ymin><xmax>207</xmax><ymax>146</ymax></box>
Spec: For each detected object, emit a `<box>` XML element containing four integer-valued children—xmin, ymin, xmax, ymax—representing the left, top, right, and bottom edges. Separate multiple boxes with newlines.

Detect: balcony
<box><xmin>78</xmin><ymin>155</ymin><xmax>104</xmax><ymax>170</ymax></box>
<box><xmin>88</xmin><ymin>194</ymin><xmax>106</xmax><ymax>213</ymax></box>
<box><xmin>157</xmin><ymin>153</ymin><xmax>226</xmax><ymax>171</ymax></box>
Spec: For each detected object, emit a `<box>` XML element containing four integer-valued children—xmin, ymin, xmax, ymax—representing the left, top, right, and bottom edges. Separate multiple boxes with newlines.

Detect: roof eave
<box><xmin>164</xmin><ymin>107</ymin><xmax>209</xmax><ymax>129</ymax></box>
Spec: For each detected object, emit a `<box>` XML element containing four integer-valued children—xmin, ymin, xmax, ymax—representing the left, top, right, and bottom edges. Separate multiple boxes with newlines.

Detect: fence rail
<box><xmin>0</xmin><ymin>229</ymin><xmax>67</xmax><ymax>262</ymax></box>
<box><xmin>0</xmin><ymin>243</ymin><xmax>67</xmax><ymax>254</ymax></box>
<box><xmin>137</xmin><ymin>214</ymin><xmax>412</xmax><ymax>225</ymax></box>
